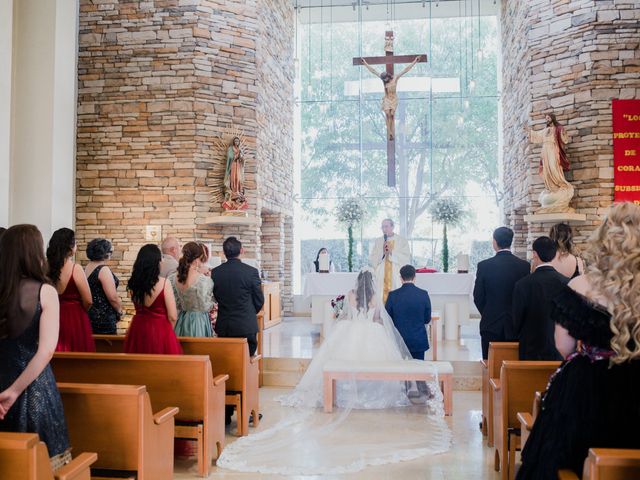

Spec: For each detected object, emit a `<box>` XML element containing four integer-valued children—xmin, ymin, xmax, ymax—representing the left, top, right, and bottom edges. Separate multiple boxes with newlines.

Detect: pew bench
<box><xmin>0</xmin><ymin>432</ymin><xmax>97</xmax><ymax>480</ymax></box>
<box><xmin>52</xmin><ymin>352</ymin><xmax>226</xmax><ymax>477</ymax></box>
<box><xmin>558</xmin><ymin>448</ymin><xmax>640</xmax><ymax>480</ymax></box>
<box><xmin>491</xmin><ymin>360</ymin><xmax>560</xmax><ymax>480</ymax></box>
<box><xmin>94</xmin><ymin>335</ymin><xmax>260</xmax><ymax>437</ymax></box>
<box><xmin>323</xmin><ymin>360</ymin><xmax>453</xmax><ymax>415</ymax></box>
<box><xmin>58</xmin><ymin>382</ymin><xmax>177</xmax><ymax>480</ymax></box>
<box><xmin>481</xmin><ymin>342</ymin><xmax>519</xmax><ymax>445</ymax></box>
<box><xmin>516</xmin><ymin>391</ymin><xmax>541</xmax><ymax>452</ymax></box>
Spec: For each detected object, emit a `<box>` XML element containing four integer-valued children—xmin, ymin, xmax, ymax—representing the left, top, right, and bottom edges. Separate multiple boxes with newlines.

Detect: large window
<box><xmin>294</xmin><ymin>0</ymin><xmax>501</xmax><ymax>291</ymax></box>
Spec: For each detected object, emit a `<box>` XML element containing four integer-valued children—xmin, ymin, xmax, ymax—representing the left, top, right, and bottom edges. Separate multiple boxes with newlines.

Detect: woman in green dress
<box><xmin>169</xmin><ymin>242</ymin><xmax>215</xmax><ymax>337</ymax></box>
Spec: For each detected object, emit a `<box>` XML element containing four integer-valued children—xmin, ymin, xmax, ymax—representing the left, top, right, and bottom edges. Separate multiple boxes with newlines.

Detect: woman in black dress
<box><xmin>85</xmin><ymin>238</ymin><xmax>122</xmax><ymax>334</ymax></box>
<box><xmin>518</xmin><ymin>202</ymin><xmax>640</xmax><ymax>479</ymax></box>
<box><xmin>0</xmin><ymin>225</ymin><xmax>71</xmax><ymax>468</ymax></box>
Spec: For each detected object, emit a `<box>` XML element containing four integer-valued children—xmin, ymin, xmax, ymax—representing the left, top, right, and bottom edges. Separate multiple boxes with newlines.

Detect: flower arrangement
<box><xmin>430</xmin><ymin>198</ymin><xmax>464</xmax><ymax>272</ymax></box>
<box><xmin>335</xmin><ymin>198</ymin><xmax>365</xmax><ymax>272</ymax></box>
<box><xmin>331</xmin><ymin>295</ymin><xmax>346</xmax><ymax>319</ymax></box>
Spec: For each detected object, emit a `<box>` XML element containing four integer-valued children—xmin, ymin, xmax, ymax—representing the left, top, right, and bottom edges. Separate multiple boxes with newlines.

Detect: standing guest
<box><xmin>169</xmin><ymin>242</ymin><xmax>215</xmax><ymax>337</ymax></box>
<box><xmin>549</xmin><ymin>223</ymin><xmax>584</xmax><ymax>279</ymax></box>
<box><xmin>212</xmin><ymin>237</ymin><xmax>264</xmax><ymax>425</ymax></box>
<box><xmin>125</xmin><ymin>244</ymin><xmax>181</xmax><ymax>354</ymax></box>
<box><xmin>46</xmin><ymin>228</ymin><xmax>95</xmax><ymax>352</ymax></box>
<box><xmin>0</xmin><ymin>225</ymin><xmax>71</xmax><ymax>469</ymax></box>
<box><xmin>160</xmin><ymin>236</ymin><xmax>180</xmax><ymax>278</ymax></box>
<box><xmin>473</xmin><ymin>227</ymin><xmax>530</xmax><ymax>359</ymax></box>
<box><xmin>512</xmin><ymin>236</ymin><xmax>567</xmax><ymax>360</ymax></box>
<box><xmin>85</xmin><ymin>238</ymin><xmax>123</xmax><ymax>335</ymax></box>
<box><xmin>311</xmin><ymin>247</ymin><xmax>336</xmax><ymax>272</ymax></box>
<box><xmin>518</xmin><ymin>202</ymin><xmax>640</xmax><ymax>479</ymax></box>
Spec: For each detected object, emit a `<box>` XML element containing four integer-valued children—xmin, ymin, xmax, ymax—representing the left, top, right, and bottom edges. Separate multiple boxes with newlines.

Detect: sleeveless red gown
<box><xmin>124</xmin><ymin>285</ymin><xmax>182</xmax><ymax>355</ymax></box>
<box><xmin>56</xmin><ymin>266</ymin><xmax>96</xmax><ymax>352</ymax></box>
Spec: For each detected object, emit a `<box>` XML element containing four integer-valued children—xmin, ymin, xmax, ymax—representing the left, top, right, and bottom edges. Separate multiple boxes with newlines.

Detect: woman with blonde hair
<box><xmin>549</xmin><ymin>223</ymin><xmax>584</xmax><ymax>278</ymax></box>
<box><xmin>518</xmin><ymin>202</ymin><xmax>640</xmax><ymax>479</ymax></box>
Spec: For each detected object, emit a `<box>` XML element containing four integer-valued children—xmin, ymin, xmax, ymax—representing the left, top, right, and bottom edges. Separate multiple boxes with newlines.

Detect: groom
<box><xmin>369</xmin><ymin>218</ymin><xmax>411</xmax><ymax>303</ymax></box>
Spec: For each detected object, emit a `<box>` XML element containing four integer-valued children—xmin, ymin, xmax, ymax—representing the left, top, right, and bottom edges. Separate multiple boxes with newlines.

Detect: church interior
<box><xmin>1</xmin><ymin>0</ymin><xmax>640</xmax><ymax>478</ymax></box>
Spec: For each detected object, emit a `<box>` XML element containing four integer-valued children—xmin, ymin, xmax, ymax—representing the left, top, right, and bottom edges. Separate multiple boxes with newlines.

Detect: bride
<box><xmin>281</xmin><ymin>268</ymin><xmax>414</xmax><ymax>409</ymax></box>
<box><xmin>216</xmin><ymin>268</ymin><xmax>451</xmax><ymax>475</ymax></box>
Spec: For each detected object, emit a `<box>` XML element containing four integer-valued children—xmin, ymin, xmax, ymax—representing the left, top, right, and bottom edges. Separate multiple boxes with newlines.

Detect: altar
<box><xmin>303</xmin><ymin>272</ymin><xmax>476</xmax><ymax>338</ymax></box>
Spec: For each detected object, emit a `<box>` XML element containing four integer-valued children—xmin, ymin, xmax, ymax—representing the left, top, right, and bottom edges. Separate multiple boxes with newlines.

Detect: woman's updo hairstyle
<box><xmin>86</xmin><ymin>238</ymin><xmax>113</xmax><ymax>261</ymax></box>
<box><xmin>176</xmin><ymin>242</ymin><xmax>207</xmax><ymax>283</ymax></box>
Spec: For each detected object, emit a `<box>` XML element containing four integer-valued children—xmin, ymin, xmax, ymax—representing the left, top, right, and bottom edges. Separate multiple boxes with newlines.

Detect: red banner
<box><xmin>613</xmin><ymin>99</ymin><xmax>640</xmax><ymax>204</ymax></box>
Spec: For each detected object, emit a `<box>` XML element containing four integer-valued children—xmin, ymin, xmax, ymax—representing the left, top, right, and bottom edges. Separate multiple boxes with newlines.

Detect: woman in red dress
<box><xmin>47</xmin><ymin>228</ymin><xmax>95</xmax><ymax>352</ymax></box>
<box><xmin>125</xmin><ymin>244</ymin><xmax>181</xmax><ymax>354</ymax></box>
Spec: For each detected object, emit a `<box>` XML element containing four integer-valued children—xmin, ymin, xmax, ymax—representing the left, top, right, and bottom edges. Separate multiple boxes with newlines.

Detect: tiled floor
<box><xmin>175</xmin><ymin>389</ymin><xmax>500</xmax><ymax>479</ymax></box>
<box><xmin>263</xmin><ymin>317</ymin><xmax>483</xmax><ymax>362</ymax></box>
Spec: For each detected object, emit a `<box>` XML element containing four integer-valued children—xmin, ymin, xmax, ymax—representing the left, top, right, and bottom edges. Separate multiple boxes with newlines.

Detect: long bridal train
<box><xmin>216</xmin><ymin>269</ymin><xmax>452</xmax><ymax>475</ymax></box>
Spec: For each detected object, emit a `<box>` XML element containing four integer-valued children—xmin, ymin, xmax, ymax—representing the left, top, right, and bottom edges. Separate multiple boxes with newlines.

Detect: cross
<box><xmin>353</xmin><ymin>31</ymin><xmax>427</xmax><ymax>187</ymax></box>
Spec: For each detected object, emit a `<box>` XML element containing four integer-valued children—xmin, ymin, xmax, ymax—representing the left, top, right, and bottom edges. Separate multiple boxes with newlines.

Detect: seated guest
<box><xmin>85</xmin><ymin>238</ymin><xmax>123</xmax><ymax>335</ymax></box>
<box><xmin>0</xmin><ymin>225</ymin><xmax>72</xmax><ymax>469</ymax></box>
<box><xmin>512</xmin><ymin>236</ymin><xmax>567</xmax><ymax>360</ymax></box>
<box><xmin>311</xmin><ymin>247</ymin><xmax>336</xmax><ymax>272</ymax></box>
<box><xmin>159</xmin><ymin>236</ymin><xmax>180</xmax><ymax>278</ymax></box>
<box><xmin>212</xmin><ymin>237</ymin><xmax>264</xmax><ymax>425</ymax></box>
<box><xmin>473</xmin><ymin>227</ymin><xmax>530</xmax><ymax>359</ymax></box>
<box><xmin>517</xmin><ymin>202</ymin><xmax>640</xmax><ymax>479</ymax></box>
<box><xmin>549</xmin><ymin>223</ymin><xmax>584</xmax><ymax>278</ymax></box>
<box><xmin>46</xmin><ymin>228</ymin><xmax>95</xmax><ymax>352</ymax></box>
<box><xmin>169</xmin><ymin>242</ymin><xmax>215</xmax><ymax>337</ymax></box>
<box><xmin>125</xmin><ymin>244</ymin><xmax>181</xmax><ymax>354</ymax></box>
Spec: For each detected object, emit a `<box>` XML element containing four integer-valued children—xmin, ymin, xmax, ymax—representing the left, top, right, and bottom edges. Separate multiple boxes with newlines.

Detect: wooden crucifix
<box><xmin>353</xmin><ymin>31</ymin><xmax>427</xmax><ymax>187</ymax></box>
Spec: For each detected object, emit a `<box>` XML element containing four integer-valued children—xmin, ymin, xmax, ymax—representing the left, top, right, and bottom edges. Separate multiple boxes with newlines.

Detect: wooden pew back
<box><xmin>52</xmin><ymin>352</ymin><xmax>210</xmax><ymax>420</ymax></box>
<box><xmin>500</xmin><ymin>360</ymin><xmax>559</xmax><ymax>427</ymax></box>
<box><xmin>488</xmin><ymin>342</ymin><xmax>519</xmax><ymax>377</ymax></box>
<box><xmin>0</xmin><ymin>432</ymin><xmax>54</xmax><ymax>480</ymax></box>
<box><xmin>586</xmin><ymin>448</ymin><xmax>640</xmax><ymax>480</ymax></box>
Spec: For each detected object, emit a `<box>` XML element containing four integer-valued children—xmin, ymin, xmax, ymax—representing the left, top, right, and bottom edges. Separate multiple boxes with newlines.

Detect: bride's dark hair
<box><xmin>355</xmin><ymin>270</ymin><xmax>375</xmax><ymax>312</ymax></box>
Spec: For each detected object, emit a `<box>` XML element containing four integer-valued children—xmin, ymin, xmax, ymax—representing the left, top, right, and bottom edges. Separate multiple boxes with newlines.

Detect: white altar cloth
<box><xmin>303</xmin><ymin>272</ymin><xmax>476</xmax><ymax>333</ymax></box>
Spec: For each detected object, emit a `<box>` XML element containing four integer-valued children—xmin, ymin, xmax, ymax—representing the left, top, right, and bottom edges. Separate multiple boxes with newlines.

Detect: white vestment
<box><xmin>368</xmin><ymin>234</ymin><xmax>411</xmax><ymax>301</ymax></box>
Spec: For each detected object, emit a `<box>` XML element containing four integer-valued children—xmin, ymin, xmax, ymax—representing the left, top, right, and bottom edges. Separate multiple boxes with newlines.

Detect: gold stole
<box><xmin>383</xmin><ymin>239</ymin><xmax>394</xmax><ymax>303</ymax></box>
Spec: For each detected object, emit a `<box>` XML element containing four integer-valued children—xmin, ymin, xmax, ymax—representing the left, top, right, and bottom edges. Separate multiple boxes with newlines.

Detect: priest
<box><xmin>369</xmin><ymin>218</ymin><xmax>411</xmax><ymax>303</ymax></box>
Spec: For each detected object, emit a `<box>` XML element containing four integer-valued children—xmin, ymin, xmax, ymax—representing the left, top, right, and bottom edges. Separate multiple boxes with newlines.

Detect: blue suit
<box><xmin>385</xmin><ymin>283</ymin><xmax>432</xmax><ymax>359</ymax></box>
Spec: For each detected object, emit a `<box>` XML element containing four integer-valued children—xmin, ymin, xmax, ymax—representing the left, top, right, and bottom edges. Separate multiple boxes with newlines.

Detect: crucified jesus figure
<box><xmin>361</xmin><ymin>56</ymin><xmax>420</xmax><ymax>141</ymax></box>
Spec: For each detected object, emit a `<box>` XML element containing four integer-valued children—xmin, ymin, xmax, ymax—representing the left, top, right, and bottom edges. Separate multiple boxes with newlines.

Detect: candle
<box><xmin>457</xmin><ymin>254</ymin><xmax>470</xmax><ymax>273</ymax></box>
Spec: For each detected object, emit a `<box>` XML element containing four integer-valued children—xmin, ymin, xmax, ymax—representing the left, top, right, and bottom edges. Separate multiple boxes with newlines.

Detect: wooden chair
<box><xmin>516</xmin><ymin>391</ymin><xmax>541</xmax><ymax>452</ymax></box>
<box><xmin>0</xmin><ymin>432</ymin><xmax>97</xmax><ymax>480</ymax></box>
<box><xmin>52</xmin><ymin>352</ymin><xmax>227</xmax><ymax>477</ymax></box>
<box><xmin>481</xmin><ymin>342</ymin><xmax>519</xmax><ymax>445</ymax></box>
<box><xmin>93</xmin><ymin>335</ymin><xmax>260</xmax><ymax>437</ymax></box>
<box><xmin>558</xmin><ymin>449</ymin><xmax>640</xmax><ymax>480</ymax></box>
<box><xmin>491</xmin><ymin>360</ymin><xmax>560</xmax><ymax>480</ymax></box>
<box><xmin>58</xmin><ymin>382</ymin><xmax>177</xmax><ymax>480</ymax></box>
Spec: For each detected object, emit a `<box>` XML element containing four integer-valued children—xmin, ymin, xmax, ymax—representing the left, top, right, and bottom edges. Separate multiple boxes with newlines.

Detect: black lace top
<box><xmin>550</xmin><ymin>285</ymin><xmax>612</xmax><ymax>349</ymax></box>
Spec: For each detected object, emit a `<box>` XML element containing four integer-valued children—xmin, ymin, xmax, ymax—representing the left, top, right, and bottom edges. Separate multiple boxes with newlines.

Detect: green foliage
<box><xmin>442</xmin><ymin>223</ymin><xmax>449</xmax><ymax>273</ymax></box>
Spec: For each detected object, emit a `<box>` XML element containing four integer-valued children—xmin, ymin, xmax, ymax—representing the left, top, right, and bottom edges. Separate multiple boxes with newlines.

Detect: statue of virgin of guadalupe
<box><xmin>223</xmin><ymin>136</ymin><xmax>248</xmax><ymax>210</ymax></box>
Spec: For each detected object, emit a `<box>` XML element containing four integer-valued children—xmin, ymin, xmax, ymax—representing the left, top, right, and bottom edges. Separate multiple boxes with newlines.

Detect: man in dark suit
<box><xmin>385</xmin><ymin>265</ymin><xmax>432</xmax><ymax>360</ymax></box>
<box><xmin>211</xmin><ymin>236</ymin><xmax>264</xmax><ymax>357</ymax></box>
<box><xmin>474</xmin><ymin>226</ymin><xmax>530</xmax><ymax>359</ymax></box>
<box><xmin>212</xmin><ymin>237</ymin><xmax>264</xmax><ymax>425</ymax></box>
<box><xmin>512</xmin><ymin>236</ymin><xmax>567</xmax><ymax>360</ymax></box>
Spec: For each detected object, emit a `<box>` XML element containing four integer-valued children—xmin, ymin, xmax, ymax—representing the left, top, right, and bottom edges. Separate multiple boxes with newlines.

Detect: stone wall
<box><xmin>76</xmin><ymin>0</ymin><xmax>294</xmax><ymax>313</ymax></box>
<box><xmin>501</xmin><ymin>0</ymin><xmax>639</xmax><ymax>257</ymax></box>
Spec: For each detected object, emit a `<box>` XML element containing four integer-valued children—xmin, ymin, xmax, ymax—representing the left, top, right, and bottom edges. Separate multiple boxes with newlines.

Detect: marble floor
<box><xmin>175</xmin><ymin>388</ymin><xmax>500</xmax><ymax>479</ymax></box>
<box><xmin>263</xmin><ymin>317</ymin><xmax>483</xmax><ymax>362</ymax></box>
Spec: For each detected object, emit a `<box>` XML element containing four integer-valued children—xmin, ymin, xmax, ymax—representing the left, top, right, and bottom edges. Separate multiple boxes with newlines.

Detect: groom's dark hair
<box><xmin>223</xmin><ymin>236</ymin><xmax>242</xmax><ymax>259</ymax></box>
<box><xmin>493</xmin><ymin>227</ymin><xmax>514</xmax><ymax>249</ymax></box>
<box><xmin>400</xmin><ymin>265</ymin><xmax>416</xmax><ymax>281</ymax></box>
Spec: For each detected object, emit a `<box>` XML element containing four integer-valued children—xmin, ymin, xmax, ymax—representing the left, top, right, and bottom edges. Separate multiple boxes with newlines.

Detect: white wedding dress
<box><xmin>216</xmin><ymin>271</ymin><xmax>451</xmax><ymax>475</ymax></box>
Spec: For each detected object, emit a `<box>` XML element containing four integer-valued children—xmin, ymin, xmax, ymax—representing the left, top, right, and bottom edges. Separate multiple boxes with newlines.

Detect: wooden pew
<box><xmin>58</xmin><ymin>382</ymin><xmax>177</xmax><ymax>480</ymax></box>
<box><xmin>558</xmin><ymin>449</ymin><xmax>640</xmax><ymax>480</ymax></box>
<box><xmin>51</xmin><ymin>353</ymin><xmax>227</xmax><ymax>477</ymax></box>
<box><xmin>0</xmin><ymin>432</ymin><xmax>97</xmax><ymax>480</ymax></box>
<box><xmin>481</xmin><ymin>342</ymin><xmax>519</xmax><ymax>445</ymax></box>
<box><xmin>516</xmin><ymin>391</ymin><xmax>541</xmax><ymax>452</ymax></box>
<box><xmin>491</xmin><ymin>360</ymin><xmax>560</xmax><ymax>480</ymax></box>
<box><xmin>94</xmin><ymin>334</ymin><xmax>260</xmax><ymax>437</ymax></box>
